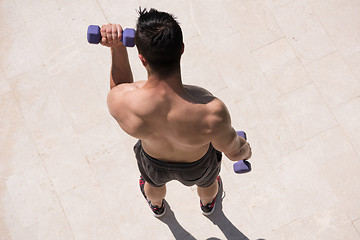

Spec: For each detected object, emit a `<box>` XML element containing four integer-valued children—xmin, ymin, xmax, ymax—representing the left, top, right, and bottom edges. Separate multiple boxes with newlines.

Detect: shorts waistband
<box><xmin>139</xmin><ymin>141</ymin><xmax>214</xmax><ymax>170</ymax></box>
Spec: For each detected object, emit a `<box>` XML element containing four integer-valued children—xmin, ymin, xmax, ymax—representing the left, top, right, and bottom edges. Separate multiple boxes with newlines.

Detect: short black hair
<box><xmin>135</xmin><ymin>8</ymin><xmax>183</xmax><ymax>76</ymax></box>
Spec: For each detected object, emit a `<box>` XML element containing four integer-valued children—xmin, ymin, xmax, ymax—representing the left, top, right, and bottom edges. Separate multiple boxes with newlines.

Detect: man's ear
<box><xmin>181</xmin><ymin>43</ymin><xmax>185</xmax><ymax>55</ymax></box>
<box><xmin>139</xmin><ymin>54</ymin><xmax>148</xmax><ymax>67</ymax></box>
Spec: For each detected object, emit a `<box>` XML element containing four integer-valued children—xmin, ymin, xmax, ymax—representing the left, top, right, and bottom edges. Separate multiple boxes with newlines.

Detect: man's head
<box><xmin>135</xmin><ymin>8</ymin><xmax>184</xmax><ymax>77</ymax></box>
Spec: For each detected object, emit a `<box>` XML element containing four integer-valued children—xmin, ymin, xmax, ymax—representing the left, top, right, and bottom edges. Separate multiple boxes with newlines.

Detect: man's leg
<box><xmin>144</xmin><ymin>182</ymin><xmax>166</xmax><ymax>207</ymax></box>
<box><xmin>197</xmin><ymin>179</ymin><xmax>218</xmax><ymax>205</ymax></box>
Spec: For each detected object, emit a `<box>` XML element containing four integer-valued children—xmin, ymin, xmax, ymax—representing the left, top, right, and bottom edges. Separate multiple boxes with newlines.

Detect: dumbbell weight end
<box><xmin>87</xmin><ymin>25</ymin><xmax>101</xmax><ymax>44</ymax></box>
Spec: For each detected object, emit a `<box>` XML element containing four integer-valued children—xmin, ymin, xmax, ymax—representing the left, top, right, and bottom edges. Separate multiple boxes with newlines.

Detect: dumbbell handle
<box><xmin>233</xmin><ymin>131</ymin><xmax>252</xmax><ymax>174</ymax></box>
<box><xmin>87</xmin><ymin>25</ymin><xmax>135</xmax><ymax>47</ymax></box>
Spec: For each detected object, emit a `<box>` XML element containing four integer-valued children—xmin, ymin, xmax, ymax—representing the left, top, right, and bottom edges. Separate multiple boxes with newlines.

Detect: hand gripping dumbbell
<box><xmin>87</xmin><ymin>25</ymin><xmax>135</xmax><ymax>47</ymax></box>
<box><xmin>233</xmin><ymin>131</ymin><xmax>252</xmax><ymax>174</ymax></box>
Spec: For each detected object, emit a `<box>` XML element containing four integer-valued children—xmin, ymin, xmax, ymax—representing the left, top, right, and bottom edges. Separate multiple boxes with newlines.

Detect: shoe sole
<box><xmin>201</xmin><ymin>202</ymin><xmax>216</xmax><ymax>216</ymax></box>
<box><xmin>152</xmin><ymin>205</ymin><xmax>166</xmax><ymax>218</ymax></box>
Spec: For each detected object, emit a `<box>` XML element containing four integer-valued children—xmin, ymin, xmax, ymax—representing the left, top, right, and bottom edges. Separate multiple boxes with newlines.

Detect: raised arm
<box><xmin>210</xmin><ymin>100</ymin><xmax>252</xmax><ymax>161</ymax></box>
<box><xmin>100</xmin><ymin>23</ymin><xmax>133</xmax><ymax>89</ymax></box>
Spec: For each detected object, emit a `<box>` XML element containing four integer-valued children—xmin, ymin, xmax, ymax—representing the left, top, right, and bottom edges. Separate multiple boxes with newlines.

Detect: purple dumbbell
<box><xmin>233</xmin><ymin>131</ymin><xmax>252</xmax><ymax>174</ymax></box>
<box><xmin>87</xmin><ymin>25</ymin><xmax>135</xmax><ymax>47</ymax></box>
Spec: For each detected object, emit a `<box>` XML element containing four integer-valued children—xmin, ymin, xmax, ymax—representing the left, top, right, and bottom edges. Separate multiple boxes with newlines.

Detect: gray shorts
<box><xmin>134</xmin><ymin>140</ymin><xmax>222</xmax><ymax>188</ymax></box>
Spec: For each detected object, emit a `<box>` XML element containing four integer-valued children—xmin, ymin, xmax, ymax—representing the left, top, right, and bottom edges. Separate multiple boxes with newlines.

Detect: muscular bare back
<box><xmin>107</xmin><ymin>80</ymin><xmax>231</xmax><ymax>163</ymax></box>
<box><xmin>100</xmin><ymin>13</ymin><xmax>251</xmax><ymax>216</ymax></box>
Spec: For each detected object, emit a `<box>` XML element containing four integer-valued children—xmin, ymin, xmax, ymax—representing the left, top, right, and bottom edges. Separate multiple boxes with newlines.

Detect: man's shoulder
<box><xmin>108</xmin><ymin>81</ymin><xmax>146</xmax><ymax>102</ymax></box>
<box><xmin>109</xmin><ymin>81</ymin><xmax>145</xmax><ymax>96</ymax></box>
<box><xmin>203</xmin><ymin>97</ymin><xmax>231</xmax><ymax>133</ymax></box>
<box><xmin>181</xmin><ymin>84</ymin><xmax>228</xmax><ymax>120</ymax></box>
<box><xmin>181</xmin><ymin>85</ymin><xmax>227</xmax><ymax>120</ymax></box>
<box><xmin>107</xmin><ymin>81</ymin><xmax>146</xmax><ymax>118</ymax></box>
<box><xmin>205</xmin><ymin>96</ymin><xmax>228</xmax><ymax>115</ymax></box>
<box><xmin>184</xmin><ymin>84</ymin><xmax>215</xmax><ymax>104</ymax></box>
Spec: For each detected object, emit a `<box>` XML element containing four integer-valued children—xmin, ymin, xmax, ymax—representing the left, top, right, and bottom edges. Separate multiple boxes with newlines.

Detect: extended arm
<box><xmin>100</xmin><ymin>24</ymin><xmax>133</xmax><ymax>89</ymax></box>
<box><xmin>211</xmin><ymin>101</ymin><xmax>252</xmax><ymax>161</ymax></box>
<box><xmin>109</xmin><ymin>46</ymin><xmax>133</xmax><ymax>89</ymax></box>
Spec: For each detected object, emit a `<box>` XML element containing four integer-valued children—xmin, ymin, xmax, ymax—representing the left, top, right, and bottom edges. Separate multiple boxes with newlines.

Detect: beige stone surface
<box><xmin>1</xmin><ymin>0</ymin><xmax>360</xmax><ymax>239</ymax></box>
<box><xmin>354</xmin><ymin>219</ymin><xmax>360</xmax><ymax>236</ymax></box>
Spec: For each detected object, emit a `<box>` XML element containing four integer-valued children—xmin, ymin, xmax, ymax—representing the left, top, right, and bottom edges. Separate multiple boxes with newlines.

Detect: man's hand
<box><xmin>240</xmin><ymin>140</ymin><xmax>252</xmax><ymax>160</ymax></box>
<box><xmin>100</xmin><ymin>23</ymin><xmax>124</xmax><ymax>48</ymax></box>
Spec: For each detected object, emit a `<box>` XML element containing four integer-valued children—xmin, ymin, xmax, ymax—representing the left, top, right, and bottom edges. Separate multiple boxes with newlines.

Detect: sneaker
<box><xmin>200</xmin><ymin>176</ymin><xmax>222</xmax><ymax>216</ymax></box>
<box><xmin>139</xmin><ymin>176</ymin><xmax>166</xmax><ymax>218</ymax></box>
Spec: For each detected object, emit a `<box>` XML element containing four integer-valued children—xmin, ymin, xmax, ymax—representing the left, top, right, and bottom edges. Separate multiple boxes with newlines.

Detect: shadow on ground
<box><xmin>205</xmin><ymin>182</ymin><xmax>250</xmax><ymax>240</ymax></box>
<box><xmin>159</xmin><ymin>201</ymin><xmax>197</xmax><ymax>240</ymax></box>
<box><xmin>159</xmin><ymin>182</ymin><xmax>253</xmax><ymax>240</ymax></box>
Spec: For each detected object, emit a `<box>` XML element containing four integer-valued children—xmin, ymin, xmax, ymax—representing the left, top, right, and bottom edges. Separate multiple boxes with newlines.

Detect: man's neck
<box><xmin>144</xmin><ymin>69</ymin><xmax>185</xmax><ymax>94</ymax></box>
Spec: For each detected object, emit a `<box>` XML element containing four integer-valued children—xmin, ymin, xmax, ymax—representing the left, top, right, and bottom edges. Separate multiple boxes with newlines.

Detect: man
<box><xmin>102</xmin><ymin>8</ymin><xmax>252</xmax><ymax>217</ymax></box>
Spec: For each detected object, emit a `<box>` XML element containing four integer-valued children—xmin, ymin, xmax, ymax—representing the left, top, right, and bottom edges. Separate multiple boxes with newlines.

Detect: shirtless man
<box><xmin>102</xmin><ymin>8</ymin><xmax>252</xmax><ymax>217</ymax></box>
